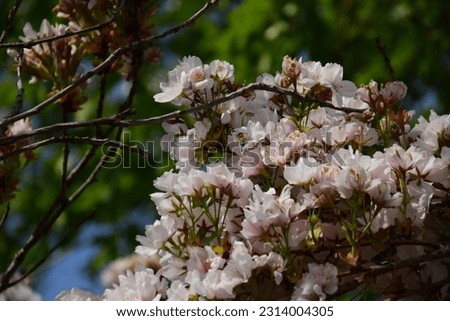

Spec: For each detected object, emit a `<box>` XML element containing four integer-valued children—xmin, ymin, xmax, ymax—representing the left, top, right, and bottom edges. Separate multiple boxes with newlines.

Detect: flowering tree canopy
<box><xmin>58</xmin><ymin>54</ymin><xmax>448</xmax><ymax>301</ymax></box>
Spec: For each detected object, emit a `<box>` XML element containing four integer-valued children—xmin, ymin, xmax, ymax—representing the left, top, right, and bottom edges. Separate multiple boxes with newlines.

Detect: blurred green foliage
<box><xmin>163</xmin><ymin>0</ymin><xmax>450</xmax><ymax>111</ymax></box>
<box><xmin>0</xmin><ymin>0</ymin><xmax>449</xmax><ymax>293</ymax></box>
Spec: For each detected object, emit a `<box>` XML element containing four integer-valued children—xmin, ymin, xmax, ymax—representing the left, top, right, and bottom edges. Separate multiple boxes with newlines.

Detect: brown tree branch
<box><xmin>14</xmin><ymin>48</ymin><xmax>24</xmax><ymax>114</ymax></box>
<box><xmin>375</xmin><ymin>36</ymin><xmax>396</xmax><ymax>81</ymax></box>
<box><xmin>0</xmin><ymin>0</ymin><xmax>220</xmax><ymax>127</ymax></box>
<box><xmin>61</xmin><ymin>111</ymin><xmax>70</xmax><ymax>201</ymax></box>
<box><xmin>0</xmin><ymin>152</ymin><xmax>107</xmax><ymax>292</ymax></box>
<box><xmin>5</xmin><ymin>209</ymin><xmax>97</xmax><ymax>289</ymax></box>
<box><xmin>386</xmin><ymin>276</ymin><xmax>450</xmax><ymax>300</ymax></box>
<box><xmin>1</xmin><ymin>48</ymin><xmax>25</xmax><ymax>135</ymax></box>
<box><xmin>0</xmin><ymin>82</ymin><xmax>366</xmax><ymax>151</ymax></box>
<box><xmin>0</xmin><ymin>0</ymin><xmax>23</xmax><ymax>44</ymax></box>
<box><xmin>0</xmin><ymin>0</ymin><xmax>125</xmax><ymax>49</ymax></box>
<box><xmin>0</xmin><ymin>203</ymin><xmax>11</xmax><ymax>233</ymax></box>
<box><xmin>332</xmin><ymin>247</ymin><xmax>450</xmax><ymax>298</ymax></box>
<box><xmin>0</xmin><ymin>135</ymin><xmax>151</xmax><ymax>161</ymax></box>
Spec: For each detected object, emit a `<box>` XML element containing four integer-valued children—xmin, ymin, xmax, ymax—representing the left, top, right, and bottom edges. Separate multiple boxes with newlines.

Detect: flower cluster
<box><xmin>60</xmin><ymin>55</ymin><xmax>450</xmax><ymax>300</ymax></box>
<box><xmin>8</xmin><ymin>0</ymin><xmax>160</xmax><ymax>112</ymax></box>
<box><xmin>54</xmin><ymin>0</ymin><xmax>160</xmax><ymax>79</ymax></box>
<box><xmin>0</xmin><ymin>274</ymin><xmax>41</xmax><ymax>301</ymax></box>
<box><xmin>8</xmin><ymin>19</ymin><xmax>86</xmax><ymax>111</ymax></box>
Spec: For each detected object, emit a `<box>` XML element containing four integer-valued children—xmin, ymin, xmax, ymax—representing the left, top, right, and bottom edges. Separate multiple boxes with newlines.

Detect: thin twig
<box><xmin>368</xmin><ymin>248</ymin><xmax>450</xmax><ymax>277</ymax></box>
<box><xmin>0</xmin><ymin>82</ymin><xmax>366</xmax><ymax>150</ymax></box>
<box><xmin>5</xmin><ymin>210</ymin><xmax>97</xmax><ymax>289</ymax></box>
<box><xmin>0</xmin><ymin>203</ymin><xmax>11</xmax><ymax>232</ymax></box>
<box><xmin>66</xmin><ymin>108</ymin><xmax>133</xmax><ymax>184</ymax></box>
<box><xmin>0</xmin><ymin>136</ymin><xmax>151</xmax><ymax>161</ymax></box>
<box><xmin>1</xmin><ymin>48</ymin><xmax>25</xmax><ymax>135</ymax></box>
<box><xmin>66</xmin><ymin>147</ymin><xmax>97</xmax><ymax>184</ymax></box>
<box><xmin>332</xmin><ymin>247</ymin><xmax>450</xmax><ymax>298</ymax></box>
<box><xmin>0</xmin><ymin>0</ymin><xmax>126</xmax><ymax>49</ymax></box>
<box><xmin>64</xmin><ymin>82</ymin><xmax>143</xmax><ymax>207</ymax></box>
<box><xmin>0</xmin><ymin>0</ymin><xmax>220</xmax><ymax>127</ymax></box>
<box><xmin>96</xmin><ymin>71</ymin><xmax>108</xmax><ymax>137</ymax></box>
<box><xmin>375</xmin><ymin>36</ymin><xmax>396</xmax><ymax>81</ymax></box>
<box><xmin>61</xmin><ymin>111</ymin><xmax>70</xmax><ymax>200</ymax></box>
<box><xmin>14</xmin><ymin>48</ymin><xmax>25</xmax><ymax>114</ymax></box>
<box><xmin>386</xmin><ymin>276</ymin><xmax>450</xmax><ymax>300</ymax></box>
<box><xmin>0</xmin><ymin>0</ymin><xmax>23</xmax><ymax>44</ymax></box>
<box><xmin>0</xmin><ymin>167</ymin><xmax>98</xmax><ymax>292</ymax></box>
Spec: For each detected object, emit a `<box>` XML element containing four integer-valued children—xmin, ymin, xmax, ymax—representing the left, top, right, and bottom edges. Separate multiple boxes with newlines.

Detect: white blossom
<box><xmin>56</xmin><ymin>288</ymin><xmax>101</xmax><ymax>301</ymax></box>
<box><xmin>103</xmin><ymin>268</ymin><xmax>167</xmax><ymax>301</ymax></box>
<box><xmin>292</xmin><ymin>263</ymin><xmax>338</xmax><ymax>301</ymax></box>
<box><xmin>0</xmin><ymin>275</ymin><xmax>41</xmax><ymax>301</ymax></box>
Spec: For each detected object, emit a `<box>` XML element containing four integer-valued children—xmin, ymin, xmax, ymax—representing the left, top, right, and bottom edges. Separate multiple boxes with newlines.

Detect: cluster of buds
<box><xmin>8</xmin><ymin>20</ymin><xmax>86</xmax><ymax>112</ymax></box>
<box><xmin>7</xmin><ymin>0</ymin><xmax>160</xmax><ymax>113</ymax></box>
<box><xmin>54</xmin><ymin>0</ymin><xmax>160</xmax><ymax>79</ymax></box>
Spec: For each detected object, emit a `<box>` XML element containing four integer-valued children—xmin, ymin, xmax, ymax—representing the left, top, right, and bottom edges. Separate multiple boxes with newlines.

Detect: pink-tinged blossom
<box><xmin>357</xmin><ymin>80</ymin><xmax>407</xmax><ymax>108</ymax></box>
<box><xmin>186</xmin><ymin>269</ymin><xmax>237</xmax><ymax>300</ymax></box>
<box><xmin>320</xmin><ymin>63</ymin><xmax>358</xmax><ymax>107</ymax></box>
<box><xmin>186</xmin><ymin>246</ymin><xmax>226</xmax><ymax>275</ymax></box>
<box><xmin>284</xmin><ymin>158</ymin><xmax>318</xmax><ymax>185</ymax></box>
<box><xmin>409</xmin><ymin>154</ymin><xmax>448</xmax><ymax>184</ymax></box>
<box><xmin>341</xmin><ymin>95</ymin><xmax>369</xmax><ymax>111</ymax></box>
<box><xmin>188</xmin><ymin>65</ymin><xmax>213</xmax><ymax>91</ymax></box>
<box><xmin>7</xmin><ymin>118</ymin><xmax>32</xmax><ymax>137</ymax></box>
<box><xmin>382</xmin><ymin>144</ymin><xmax>425</xmax><ymax>172</ymax></box>
<box><xmin>210</xmin><ymin>59</ymin><xmax>235</xmax><ymax>82</ymax></box>
<box><xmin>166</xmin><ymin>280</ymin><xmax>190</xmax><ymax>300</ymax></box>
<box><xmin>296</xmin><ymin>60</ymin><xmax>358</xmax><ymax>108</ymax></box>
<box><xmin>243</xmin><ymin>185</ymin><xmax>302</xmax><ymax>227</ymax></box>
<box><xmin>370</xmin><ymin>207</ymin><xmax>403</xmax><ymax>232</ymax></box>
<box><xmin>292</xmin><ymin>263</ymin><xmax>339</xmax><ymax>301</ymax></box>
<box><xmin>332</xmin><ymin>148</ymin><xmax>398</xmax><ymax>204</ymax></box>
<box><xmin>379</xmin><ymin>81</ymin><xmax>407</xmax><ymax>106</ymax></box>
<box><xmin>160</xmin><ymin>120</ymin><xmax>188</xmax><ymax>153</ymax></box>
<box><xmin>254</xmin><ymin>252</ymin><xmax>287</xmax><ymax>285</ymax></box>
<box><xmin>406</xmin><ymin>181</ymin><xmax>434</xmax><ymax>226</ymax></box>
<box><xmin>259</xmin><ymin>119</ymin><xmax>298</xmax><ymax>167</ymax></box>
<box><xmin>103</xmin><ymin>268</ymin><xmax>167</xmax><ymax>301</ymax></box>
<box><xmin>236</xmin><ymin>150</ymin><xmax>266</xmax><ymax>178</ymax></box>
<box><xmin>59</xmin><ymin>54</ymin><xmax>450</xmax><ymax>301</ymax></box>
<box><xmin>56</xmin><ymin>288</ymin><xmax>101</xmax><ymax>301</ymax></box>
<box><xmin>204</xmin><ymin>162</ymin><xmax>254</xmax><ymax>202</ymax></box>
<box><xmin>226</xmin><ymin>241</ymin><xmax>256</xmax><ymax>281</ymax></box>
<box><xmin>242</xmin><ymin>185</ymin><xmax>306</xmax><ymax>253</ymax></box>
<box><xmin>409</xmin><ymin>110</ymin><xmax>450</xmax><ymax>153</ymax></box>
<box><xmin>157</xmin><ymin>253</ymin><xmax>186</xmax><ymax>282</ymax></box>
<box><xmin>193</xmin><ymin>119</ymin><xmax>212</xmax><ymax>140</ymax></box>
<box><xmin>135</xmin><ymin>216</ymin><xmax>179</xmax><ymax>257</ymax></box>
<box><xmin>334</xmin><ymin>166</ymin><xmax>381</xmax><ymax>199</ymax></box>
<box><xmin>153</xmin><ymin>56</ymin><xmax>203</xmax><ymax>104</ymax></box>
<box><xmin>219</xmin><ymin>96</ymin><xmax>248</xmax><ymax>126</ymax></box>
<box><xmin>183</xmin><ymin>242</ymin><xmax>256</xmax><ymax>300</ymax></box>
